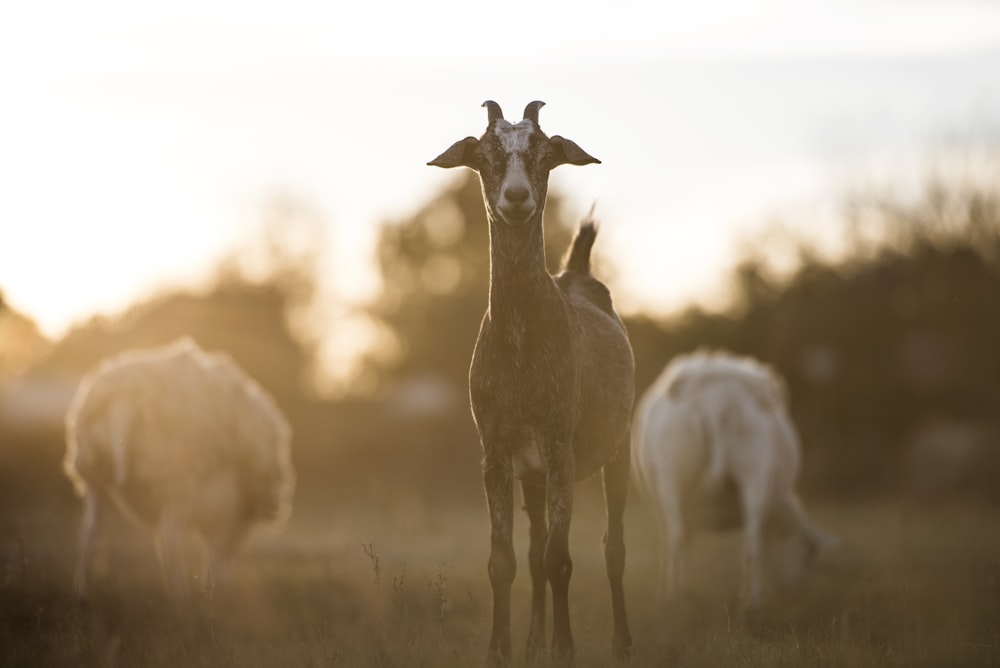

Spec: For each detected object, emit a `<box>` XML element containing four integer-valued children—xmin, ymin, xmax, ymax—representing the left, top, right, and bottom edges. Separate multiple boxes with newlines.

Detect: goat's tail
<box><xmin>564</xmin><ymin>207</ymin><xmax>598</xmax><ymax>275</ymax></box>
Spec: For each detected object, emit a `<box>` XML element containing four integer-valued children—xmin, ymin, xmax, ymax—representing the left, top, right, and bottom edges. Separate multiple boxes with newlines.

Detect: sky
<box><xmin>2</xmin><ymin>0</ymin><xmax>999</xmax><ymax>383</ymax></box>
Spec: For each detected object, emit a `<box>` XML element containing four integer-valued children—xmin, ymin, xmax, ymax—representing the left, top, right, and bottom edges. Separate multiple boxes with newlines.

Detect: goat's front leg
<box><xmin>739</xmin><ymin>486</ymin><xmax>766</xmax><ymax>615</ymax></box>
<box><xmin>202</xmin><ymin>521</ymin><xmax>246</xmax><ymax>592</ymax></box>
<box><xmin>545</xmin><ymin>446</ymin><xmax>576</xmax><ymax>663</ymax></box>
<box><xmin>156</xmin><ymin>510</ymin><xmax>190</xmax><ymax>598</ymax></box>
<box><xmin>74</xmin><ymin>490</ymin><xmax>102</xmax><ymax>599</ymax></box>
<box><xmin>664</xmin><ymin>509</ymin><xmax>690</xmax><ymax>598</ymax></box>
<box><xmin>484</xmin><ymin>451</ymin><xmax>516</xmax><ymax>666</ymax></box>
<box><xmin>602</xmin><ymin>444</ymin><xmax>633</xmax><ymax>660</ymax></box>
<box><xmin>522</xmin><ymin>480</ymin><xmax>548</xmax><ymax>659</ymax></box>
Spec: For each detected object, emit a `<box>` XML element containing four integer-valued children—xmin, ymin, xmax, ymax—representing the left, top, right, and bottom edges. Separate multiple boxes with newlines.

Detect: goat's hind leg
<box><xmin>602</xmin><ymin>444</ymin><xmax>633</xmax><ymax>660</ymax></box>
<box><xmin>522</xmin><ymin>480</ymin><xmax>548</xmax><ymax>660</ymax></box>
<box><xmin>155</xmin><ymin>510</ymin><xmax>191</xmax><ymax>598</ymax></box>
<box><xmin>738</xmin><ymin>486</ymin><xmax>767</xmax><ymax>616</ymax></box>
<box><xmin>74</xmin><ymin>490</ymin><xmax>103</xmax><ymax>600</ymax></box>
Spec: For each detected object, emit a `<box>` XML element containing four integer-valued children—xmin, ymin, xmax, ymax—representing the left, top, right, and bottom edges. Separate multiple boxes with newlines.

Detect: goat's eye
<box><xmin>477</xmin><ymin>150</ymin><xmax>500</xmax><ymax>172</ymax></box>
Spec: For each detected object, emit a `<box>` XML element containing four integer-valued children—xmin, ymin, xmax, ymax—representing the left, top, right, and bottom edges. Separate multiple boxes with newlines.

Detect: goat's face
<box><xmin>428</xmin><ymin>101</ymin><xmax>600</xmax><ymax>228</ymax></box>
<box><xmin>478</xmin><ymin>119</ymin><xmax>547</xmax><ymax>227</ymax></box>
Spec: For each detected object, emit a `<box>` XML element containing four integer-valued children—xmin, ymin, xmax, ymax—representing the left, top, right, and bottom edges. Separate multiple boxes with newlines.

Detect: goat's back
<box><xmin>64</xmin><ymin>338</ymin><xmax>294</xmax><ymax>525</ymax></box>
<box><xmin>633</xmin><ymin>350</ymin><xmax>801</xmax><ymax>500</ymax></box>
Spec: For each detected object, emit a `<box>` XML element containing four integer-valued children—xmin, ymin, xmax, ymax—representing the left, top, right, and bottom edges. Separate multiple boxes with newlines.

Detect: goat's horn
<box><xmin>482</xmin><ymin>100</ymin><xmax>504</xmax><ymax>123</ymax></box>
<box><xmin>523</xmin><ymin>100</ymin><xmax>546</xmax><ymax>124</ymax></box>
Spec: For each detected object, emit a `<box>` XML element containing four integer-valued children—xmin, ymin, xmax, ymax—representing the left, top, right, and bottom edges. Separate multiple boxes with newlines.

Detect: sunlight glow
<box><xmin>2</xmin><ymin>0</ymin><xmax>999</xmax><ymax>388</ymax></box>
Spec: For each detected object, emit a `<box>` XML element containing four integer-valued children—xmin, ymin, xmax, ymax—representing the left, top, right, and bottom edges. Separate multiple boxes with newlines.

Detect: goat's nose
<box><xmin>505</xmin><ymin>185</ymin><xmax>529</xmax><ymax>203</ymax></box>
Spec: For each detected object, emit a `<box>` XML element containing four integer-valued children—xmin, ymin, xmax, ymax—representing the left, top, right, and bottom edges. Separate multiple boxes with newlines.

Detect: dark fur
<box><xmin>430</xmin><ymin>101</ymin><xmax>634</xmax><ymax>664</ymax></box>
<box><xmin>556</xmin><ymin>222</ymin><xmax>616</xmax><ymax>318</ymax></box>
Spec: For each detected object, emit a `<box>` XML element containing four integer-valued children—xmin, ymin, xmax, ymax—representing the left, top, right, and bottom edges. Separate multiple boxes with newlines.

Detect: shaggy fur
<box><xmin>64</xmin><ymin>337</ymin><xmax>294</xmax><ymax>596</ymax></box>
<box><xmin>631</xmin><ymin>350</ymin><xmax>835</xmax><ymax>610</ymax></box>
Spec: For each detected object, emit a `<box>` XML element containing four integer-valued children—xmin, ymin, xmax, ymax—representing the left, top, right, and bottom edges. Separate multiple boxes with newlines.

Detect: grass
<box><xmin>2</xmin><ymin>487</ymin><xmax>999</xmax><ymax>667</ymax></box>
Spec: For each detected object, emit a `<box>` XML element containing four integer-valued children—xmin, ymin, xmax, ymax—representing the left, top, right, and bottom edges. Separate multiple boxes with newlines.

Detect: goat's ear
<box><xmin>428</xmin><ymin>136</ymin><xmax>480</xmax><ymax>170</ymax></box>
<box><xmin>548</xmin><ymin>136</ymin><xmax>601</xmax><ymax>168</ymax></box>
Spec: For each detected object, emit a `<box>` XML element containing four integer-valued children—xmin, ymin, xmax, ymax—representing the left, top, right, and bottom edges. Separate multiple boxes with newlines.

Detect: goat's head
<box><xmin>428</xmin><ymin>101</ymin><xmax>600</xmax><ymax>227</ymax></box>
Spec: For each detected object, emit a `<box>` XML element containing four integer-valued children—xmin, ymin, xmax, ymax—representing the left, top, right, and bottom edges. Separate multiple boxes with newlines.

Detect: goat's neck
<box><xmin>485</xmin><ymin>211</ymin><xmax>555</xmax><ymax>320</ymax></box>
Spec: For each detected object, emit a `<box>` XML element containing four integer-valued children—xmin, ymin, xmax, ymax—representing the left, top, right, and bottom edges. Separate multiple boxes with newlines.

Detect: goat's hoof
<box><xmin>612</xmin><ymin>634</ymin><xmax>634</xmax><ymax>661</ymax></box>
<box><xmin>550</xmin><ymin>640</ymin><xmax>575</xmax><ymax>667</ymax></box>
<box><xmin>742</xmin><ymin>605</ymin><xmax>764</xmax><ymax>633</ymax></box>
<box><xmin>73</xmin><ymin>593</ymin><xmax>93</xmax><ymax>611</ymax></box>
<box><xmin>487</xmin><ymin>646</ymin><xmax>510</xmax><ymax>667</ymax></box>
<box><xmin>524</xmin><ymin>636</ymin><xmax>545</xmax><ymax>662</ymax></box>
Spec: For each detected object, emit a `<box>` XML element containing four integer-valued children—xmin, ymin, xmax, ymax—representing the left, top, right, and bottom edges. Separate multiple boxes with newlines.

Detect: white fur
<box><xmin>511</xmin><ymin>437</ymin><xmax>544</xmax><ymax>480</ymax></box>
<box><xmin>493</xmin><ymin>122</ymin><xmax>538</xmax><ymax>225</ymax></box>
<box><xmin>494</xmin><ymin>121</ymin><xmax>533</xmax><ymax>152</ymax></box>
<box><xmin>64</xmin><ymin>337</ymin><xmax>295</xmax><ymax>596</ymax></box>
<box><xmin>631</xmin><ymin>350</ymin><xmax>835</xmax><ymax>609</ymax></box>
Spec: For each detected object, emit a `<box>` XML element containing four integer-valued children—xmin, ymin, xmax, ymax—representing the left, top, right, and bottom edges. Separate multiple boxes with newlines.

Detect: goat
<box><xmin>631</xmin><ymin>350</ymin><xmax>836</xmax><ymax>611</ymax></box>
<box><xmin>429</xmin><ymin>100</ymin><xmax>635</xmax><ymax>664</ymax></box>
<box><xmin>64</xmin><ymin>337</ymin><xmax>295</xmax><ymax>597</ymax></box>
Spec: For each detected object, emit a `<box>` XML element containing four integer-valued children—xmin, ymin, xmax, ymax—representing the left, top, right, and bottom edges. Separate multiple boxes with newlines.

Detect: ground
<box><xmin>2</xmin><ymin>481</ymin><xmax>999</xmax><ymax>667</ymax></box>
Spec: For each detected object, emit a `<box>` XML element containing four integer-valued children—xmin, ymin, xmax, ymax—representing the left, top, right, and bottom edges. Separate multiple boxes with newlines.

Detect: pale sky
<box><xmin>2</xmin><ymin>0</ymin><xmax>999</xmax><ymax>385</ymax></box>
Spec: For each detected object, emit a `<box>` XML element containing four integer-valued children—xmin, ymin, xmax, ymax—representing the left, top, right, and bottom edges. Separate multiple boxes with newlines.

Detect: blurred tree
<box><xmin>626</xmin><ymin>166</ymin><xmax>1000</xmax><ymax>497</ymax></box>
<box><xmin>35</xmin><ymin>195</ymin><xmax>330</xmax><ymax>409</ymax></box>
<box><xmin>2</xmin><ymin>204</ymin><xmax>346</xmax><ymax>510</ymax></box>
<box><xmin>361</xmin><ymin>172</ymin><xmax>580</xmax><ymax>390</ymax></box>
<box><xmin>0</xmin><ymin>291</ymin><xmax>49</xmax><ymax>379</ymax></box>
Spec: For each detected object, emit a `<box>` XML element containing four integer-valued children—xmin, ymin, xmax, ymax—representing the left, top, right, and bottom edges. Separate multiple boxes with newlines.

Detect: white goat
<box><xmin>64</xmin><ymin>337</ymin><xmax>295</xmax><ymax>596</ymax></box>
<box><xmin>631</xmin><ymin>350</ymin><xmax>834</xmax><ymax>610</ymax></box>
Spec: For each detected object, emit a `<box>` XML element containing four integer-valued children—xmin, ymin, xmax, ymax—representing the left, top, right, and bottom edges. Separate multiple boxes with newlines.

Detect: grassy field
<box><xmin>2</xmin><ymin>485</ymin><xmax>999</xmax><ymax>667</ymax></box>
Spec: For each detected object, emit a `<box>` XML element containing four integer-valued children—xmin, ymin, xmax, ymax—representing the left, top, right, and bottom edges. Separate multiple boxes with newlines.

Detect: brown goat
<box><xmin>429</xmin><ymin>101</ymin><xmax>635</xmax><ymax>665</ymax></box>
